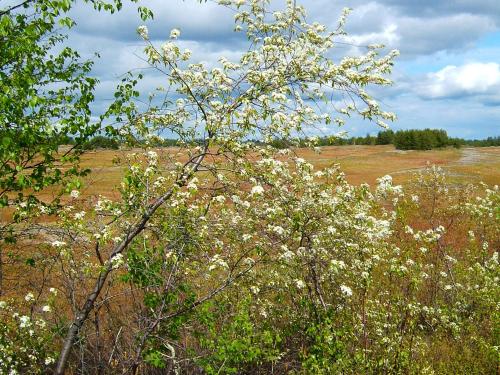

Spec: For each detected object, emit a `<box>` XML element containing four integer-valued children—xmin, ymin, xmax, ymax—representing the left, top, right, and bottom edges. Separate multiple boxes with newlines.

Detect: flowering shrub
<box><xmin>183</xmin><ymin>165</ymin><xmax>499</xmax><ymax>374</ymax></box>
<box><xmin>0</xmin><ymin>295</ymin><xmax>57</xmax><ymax>374</ymax></box>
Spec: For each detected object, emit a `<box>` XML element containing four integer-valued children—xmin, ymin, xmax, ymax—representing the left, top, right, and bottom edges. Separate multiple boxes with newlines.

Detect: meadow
<box><xmin>2</xmin><ymin>144</ymin><xmax>499</xmax><ymax>374</ymax></box>
<box><xmin>78</xmin><ymin>145</ymin><xmax>500</xmax><ymax>196</ymax></box>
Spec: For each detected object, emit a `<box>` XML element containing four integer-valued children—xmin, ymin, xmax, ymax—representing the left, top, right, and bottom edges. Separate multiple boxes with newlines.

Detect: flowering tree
<box><xmin>50</xmin><ymin>0</ymin><xmax>398</xmax><ymax>372</ymax></box>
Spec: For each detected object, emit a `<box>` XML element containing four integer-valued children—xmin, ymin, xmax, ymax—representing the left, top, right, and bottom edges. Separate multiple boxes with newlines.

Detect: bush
<box><xmin>81</xmin><ymin>136</ymin><xmax>120</xmax><ymax>150</ymax></box>
<box><xmin>394</xmin><ymin>128</ymin><xmax>449</xmax><ymax>150</ymax></box>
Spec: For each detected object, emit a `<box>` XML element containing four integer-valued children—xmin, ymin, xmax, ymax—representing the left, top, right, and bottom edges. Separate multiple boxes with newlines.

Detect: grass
<box><xmin>78</xmin><ymin>145</ymin><xmax>500</xmax><ymax>194</ymax></box>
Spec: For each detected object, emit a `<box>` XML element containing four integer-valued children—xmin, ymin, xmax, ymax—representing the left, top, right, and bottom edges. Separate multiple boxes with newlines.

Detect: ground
<box><xmin>78</xmin><ymin>146</ymin><xmax>500</xmax><ymax>197</ymax></box>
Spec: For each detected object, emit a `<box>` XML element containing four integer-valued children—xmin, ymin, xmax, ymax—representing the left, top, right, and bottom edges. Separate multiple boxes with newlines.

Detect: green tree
<box><xmin>0</xmin><ymin>0</ymin><xmax>152</xmax><ymax>294</ymax></box>
<box><xmin>376</xmin><ymin>129</ymin><xmax>394</xmax><ymax>145</ymax></box>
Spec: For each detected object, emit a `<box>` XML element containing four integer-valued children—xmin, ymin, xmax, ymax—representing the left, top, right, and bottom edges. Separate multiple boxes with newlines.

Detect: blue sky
<box><xmin>65</xmin><ymin>0</ymin><xmax>500</xmax><ymax>138</ymax></box>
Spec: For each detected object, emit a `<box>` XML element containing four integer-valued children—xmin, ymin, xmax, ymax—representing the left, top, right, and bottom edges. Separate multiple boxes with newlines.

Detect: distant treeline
<box><xmin>271</xmin><ymin>129</ymin><xmax>500</xmax><ymax>150</ymax></box>
<box><xmin>64</xmin><ymin>131</ymin><xmax>500</xmax><ymax>151</ymax></box>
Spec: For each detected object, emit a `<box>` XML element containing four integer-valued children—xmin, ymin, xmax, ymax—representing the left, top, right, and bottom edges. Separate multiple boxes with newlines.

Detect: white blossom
<box><xmin>250</xmin><ymin>185</ymin><xmax>264</xmax><ymax>195</ymax></box>
<box><xmin>137</xmin><ymin>25</ymin><xmax>148</xmax><ymax>39</ymax></box>
<box><xmin>340</xmin><ymin>285</ymin><xmax>353</xmax><ymax>297</ymax></box>
<box><xmin>170</xmin><ymin>28</ymin><xmax>181</xmax><ymax>39</ymax></box>
<box><xmin>50</xmin><ymin>240</ymin><xmax>66</xmax><ymax>248</ymax></box>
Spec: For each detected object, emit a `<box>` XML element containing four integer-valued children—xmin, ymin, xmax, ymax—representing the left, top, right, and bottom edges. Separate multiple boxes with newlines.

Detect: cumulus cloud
<box><xmin>341</xmin><ymin>10</ymin><xmax>495</xmax><ymax>57</ymax></box>
<box><xmin>69</xmin><ymin>0</ymin><xmax>238</xmax><ymax>43</ymax></box>
<box><xmin>371</xmin><ymin>0</ymin><xmax>500</xmax><ymax>24</ymax></box>
<box><xmin>416</xmin><ymin>62</ymin><xmax>500</xmax><ymax>99</ymax></box>
<box><xmin>395</xmin><ymin>14</ymin><xmax>495</xmax><ymax>56</ymax></box>
<box><xmin>57</xmin><ymin>0</ymin><xmax>500</xmax><ymax>137</ymax></box>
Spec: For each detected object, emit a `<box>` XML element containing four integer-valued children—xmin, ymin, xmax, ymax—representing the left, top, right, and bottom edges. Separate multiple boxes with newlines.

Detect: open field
<box><xmin>297</xmin><ymin>145</ymin><xmax>500</xmax><ymax>185</ymax></box>
<box><xmin>2</xmin><ymin>144</ymin><xmax>499</xmax><ymax>374</ymax></box>
<box><xmin>79</xmin><ymin>145</ymin><xmax>500</xmax><ymax>196</ymax></box>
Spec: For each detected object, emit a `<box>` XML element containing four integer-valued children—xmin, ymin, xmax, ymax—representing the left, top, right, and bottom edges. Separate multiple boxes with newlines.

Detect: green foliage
<box><xmin>277</xmin><ymin>130</ymin><xmax>498</xmax><ymax>149</ymax></box>
<box><xmin>80</xmin><ymin>136</ymin><xmax>120</xmax><ymax>150</ymax></box>
<box><xmin>2</xmin><ymin>1</ymin><xmax>499</xmax><ymax>374</ymax></box>
<box><xmin>376</xmin><ymin>129</ymin><xmax>395</xmax><ymax>145</ymax></box>
<box><xmin>0</xmin><ymin>0</ymin><xmax>152</xmax><ymax>245</ymax></box>
<box><xmin>0</xmin><ymin>0</ymin><xmax>97</xmax><ymax>218</ymax></box>
<box><xmin>195</xmin><ymin>299</ymin><xmax>282</xmax><ymax>375</ymax></box>
<box><xmin>393</xmin><ymin>128</ymin><xmax>449</xmax><ymax>150</ymax></box>
<box><xmin>178</xmin><ymin>167</ymin><xmax>499</xmax><ymax>374</ymax></box>
<box><xmin>453</xmin><ymin>136</ymin><xmax>500</xmax><ymax>147</ymax></box>
<box><xmin>0</xmin><ymin>300</ymin><xmax>57</xmax><ymax>373</ymax></box>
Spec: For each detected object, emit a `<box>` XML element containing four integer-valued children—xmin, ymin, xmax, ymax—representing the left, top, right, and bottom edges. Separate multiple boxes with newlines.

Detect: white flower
<box><xmin>170</xmin><ymin>28</ymin><xmax>181</xmax><ymax>39</ymax></box>
<box><xmin>70</xmin><ymin>190</ymin><xmax>80</xmax><ymax>199</ymax></box>
<box><xmin>340</xmin><ymin>285</ymin><xmax>352</xmax><ymax>297</ymax></box>
<box><xmin>295</xmin><ymin>279</ymin><xmax>306</xmax><ymax>289</ymax></box>
<box><xmin>0</xmin><ymin>301</ymin><xmax>7</xmax><ymax>309</ymax></box>
<box><xmin>137</xmin><ymin>25</ymin><xmax>148</xmax><ymax>39</ymax></box>
<box><xmin>280</xmin><ymin>250</ymin><xmax>295</xmax><ymax>261</ymax></box>
<box><xmin>146</xmin><ymin>150</ymin><xmax>158</xmax><ymax>161</ymax></box>
<box><xmin>45</xmin><ymin>357</ymin><xmax>55</xmax><ymax>365</ymax></box>
<box><xmin>213</xmin><ymin>195</ymin><xmax>226</xmax><ymax>203</ymax></box>
<box><xmin>176</xmin><ymin>98</ymin><xmax>185</xmax><ymax>109</ymax></box>
<box><xmin>19</xmin><ymin>315</ymin><xmax>31</xmax><ymax>328</ymax></box>
<box><xmin>181</xmin><ymin>48</ymin><xmax>192</xmax><ymax>60</ymax></box>
<box><xmin>271</xmin><ymin>225</ymin><xmax>285</xmax><ymax>235</ymax></box>
<box><xmin>327</xmin><ymin>226</ymin><xmax>337</xmax><ymax>235</ymax></box>
<box><xmin>49</xmin><ymin>287</ymin><xmax>57</xmax><ymax>295</ymax></box>
<box><xmin>110</xmin><ymin>254</ymin><xmax>125</xmax><ymax>269</ymax></box>
<box><xmin>74</xmin><ymin>211</ymin><xmax>86</xmax><ymax>220</ymax></box>
<box><xmin>250</xmin><ymin>185</ymin><xmax>264</xmax><ymax>195</ymax></box>
<box><xmin>51</xmin><ymin>240</ymin><xmax>66</xmax><ymax>248</ymax></box>
<box><xmin>42</xmin><ymin>305</ymin><xmax>51</xmax><ymax>312</ymax></box>
<box><xmin>25</xmin><ymin>292</ymin><xmax>35</xmax><ymax>302</ymax></box>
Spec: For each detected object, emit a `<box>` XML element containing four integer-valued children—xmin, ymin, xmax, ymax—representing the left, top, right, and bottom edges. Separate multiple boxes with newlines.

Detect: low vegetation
<box><xmin>66</xmin><ymin>129</ymin><xmax>500</xmax><ymax>152</ymax></box>
<box><xmin>1</xmin><ymin>161</ymin><xmax>498</xmax><ymax>374</ymax></box>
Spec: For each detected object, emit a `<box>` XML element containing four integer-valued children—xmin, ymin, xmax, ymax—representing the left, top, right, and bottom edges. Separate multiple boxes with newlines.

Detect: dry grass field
<box><xmin>79</xmin><ymin>145</ymin><xmax>500</xmax><ymax>195</ymax></box>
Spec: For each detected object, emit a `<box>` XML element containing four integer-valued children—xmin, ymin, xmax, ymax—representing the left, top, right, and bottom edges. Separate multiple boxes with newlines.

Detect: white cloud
<box><xmin>417</xmin><ymin>62</ymin><xmax>500</xmax><ymax>98</ymax></box>
<box><xmin>342</xmin><ymin>11</ymin><xmax>495</xmax><ymax>57</ymax></box>
<box><xmin>348</xmin><ymin>24</ymin><xmax>400</xmax><ymax>49</ymax></box>
<box><xmin>54</xmin><ymin>0</ymin><xmax>500</xmax><ymax>137</ymax></box>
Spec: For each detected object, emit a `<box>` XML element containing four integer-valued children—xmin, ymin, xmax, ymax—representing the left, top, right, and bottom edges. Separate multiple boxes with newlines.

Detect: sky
<box><xmin>65</xmin><ymin>0</ymin><xmax>500</xmax><ymax>139</ymax></box>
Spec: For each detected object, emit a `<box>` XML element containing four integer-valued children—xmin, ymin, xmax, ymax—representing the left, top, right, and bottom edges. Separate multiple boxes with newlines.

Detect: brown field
<box><xmin>79</xmin><ymin>145</ymin><xmax>500</xmax><ymax>195</ymax></box>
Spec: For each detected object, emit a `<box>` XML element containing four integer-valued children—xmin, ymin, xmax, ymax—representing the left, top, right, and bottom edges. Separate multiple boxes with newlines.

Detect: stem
<box><xmin>55</xmin><ymin>150</ymin><xmax>207</xmax><ymax>374</ymax></box>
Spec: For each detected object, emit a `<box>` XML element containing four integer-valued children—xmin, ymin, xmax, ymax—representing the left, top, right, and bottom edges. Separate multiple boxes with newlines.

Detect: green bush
<box><xmin>81</xmin><ymin>136</ymin><xmax>120</xmax><ymax>150</ymax></box>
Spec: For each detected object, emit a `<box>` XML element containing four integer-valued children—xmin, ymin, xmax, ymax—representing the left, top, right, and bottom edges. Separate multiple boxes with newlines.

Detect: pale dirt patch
<box><xmin>456</xmin><ymin>148</ymin><xmax>484</xmax><ymax>165</ymax></box>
